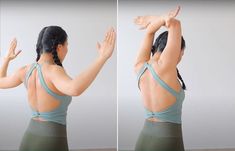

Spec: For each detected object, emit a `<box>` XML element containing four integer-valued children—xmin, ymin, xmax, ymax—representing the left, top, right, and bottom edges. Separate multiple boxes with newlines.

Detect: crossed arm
<box><xmin>134</xmin><ymin>6</ymin><xmax>182</xmax><ymax>73</ymax></box>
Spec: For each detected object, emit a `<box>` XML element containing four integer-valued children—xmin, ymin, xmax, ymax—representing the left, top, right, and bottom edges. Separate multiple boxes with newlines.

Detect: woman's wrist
<box><xmin>160</xmin><ymin>16</ymin><xmax>166</xmax><ymax>27</ymax></box>
<box><xmin>146</xmin><ymin>17</ymin><xmax>165</xmax><ymax>35</ymax></box>
<box><xmin>2</xmin><ymin>57</ymin><xmax>11</xmax><ymax>63</ymax></box>
<box><xmin>163</xmin><ymin>17</ymin><xmax>180</xmax><ymax>29</ymax></box>
<box><xmin>97</xmin><ymin>55</ymin><xmax>108</xmax><ymax>64</ymax></box>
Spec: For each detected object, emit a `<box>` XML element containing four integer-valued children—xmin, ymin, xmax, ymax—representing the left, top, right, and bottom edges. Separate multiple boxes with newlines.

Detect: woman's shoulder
<box><xmin>134</xmin><ymin>59</ymin><xmax>162</xmax><ymax>75</ymax></box>
<box><xmin>22</xmin><ymin>63</ymin><xmax>33</xmax><ymax>74</ymax></box>
<box><xmin>24</xmin><ymin>62</ymin><xmax>66</xmax><ymax>76</ymax></box>
<box><xmin>50</xmin><ymin>64</ymin><xmax>65</xmax><ymax>71</ymax></box>
<box><xmin>49</xmin><ymin>64</ymin><xmax>68</xmax><ymax>76</ymax></box>
<box><xmin>148</xmin><ymin>59</ymin><xmax>169</xmax><ymax>75</ymax></box>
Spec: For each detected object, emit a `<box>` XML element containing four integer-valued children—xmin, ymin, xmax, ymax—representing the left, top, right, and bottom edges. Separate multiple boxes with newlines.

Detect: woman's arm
<box><xmin>157</xmin><ymin>6</ymin><xmax>182</xmax><ymax>69</ymax></box>
<box><xmin>158</xmin><ymin>18</ymin><xmax>182</xmax><ymax>69</ymax></box>
<box><xmin>51</xmin><ymin>27</ymin><xmax>116</xmax><ymax>96</ymax></box>
<box><xmin>133</xmin><ymin>6</ymin><xmax>181</xmax><ymax>73</ymax></box>
<box><xmin>133</xmin><ymin>16</ymin><xmax>164</xmax><ymax>73</ymax></box>
<box><xmin>0</xmin><ymin>58</ymin><xmax>10</xmax><ymax>78</ymax></box>
<box><xmin>0</xmin><ymin>38</ymin><xmax>24</xmax><ymax>89</ymax></box>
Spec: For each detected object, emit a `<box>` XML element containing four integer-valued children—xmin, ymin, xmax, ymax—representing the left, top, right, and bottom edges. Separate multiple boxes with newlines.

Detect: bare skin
<box><xmin>0</xmin><ymin>27</ymin><xmax>116</xmax><ymax>122</ymax></box>
<box><xmin>134</xmin><ymin>6</ymin><xmax>184</xmax><ymax>122</ymax></box>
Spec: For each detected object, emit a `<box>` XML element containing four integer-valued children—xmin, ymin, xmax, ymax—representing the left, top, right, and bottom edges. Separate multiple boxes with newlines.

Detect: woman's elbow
<box><xmin>69</xmin><ymin>84</ymin><xmax>85</xmax><ymax>97</ymax></box>
<box><xmin>70</xmin><ymin>88</ymin><xmax>82</xmax><ymax>97</ymax></box>
<box><xmin>167</xmin><ymin>18</ymin><xmax>181</xmax><ymax>28</ymax></box>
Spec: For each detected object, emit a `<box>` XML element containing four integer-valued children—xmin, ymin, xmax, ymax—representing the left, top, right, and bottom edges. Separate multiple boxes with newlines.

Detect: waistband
<box><xmin>25</xmin><ymin>118</ymin><xmax>67</xmax><ymax>137</ymax></box>
<box><xmin>141</xmin><ymin>119</ymin><xmax>183</xmax><ymax>137</ymax></box>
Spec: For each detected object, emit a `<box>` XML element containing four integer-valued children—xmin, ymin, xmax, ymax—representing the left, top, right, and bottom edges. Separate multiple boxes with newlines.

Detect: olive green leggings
<box><xmin>19</xmin><ymin>118</ymin><xmax>69</xmax><ymax>151</ymax></box>
<box><xmin>135</xmin><ymin>119</ymin><xmax>185</xmax><ymax>151</ymax></box>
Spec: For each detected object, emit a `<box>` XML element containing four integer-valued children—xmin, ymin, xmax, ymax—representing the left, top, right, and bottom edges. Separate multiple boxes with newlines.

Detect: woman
<box><xmin>0</xmin><ymin>26</ymin><xmax>116</xmax><ymax>151</ymax></box>
<box><xmin>133</xmin><ymin>6</ymin><xmax>186</xmax><ymax>151</ymax></box>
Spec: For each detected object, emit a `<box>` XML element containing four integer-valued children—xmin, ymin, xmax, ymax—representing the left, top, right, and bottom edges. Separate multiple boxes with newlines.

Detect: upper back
<box><xmin>136</xmin><ymin>61</ymin><xmax>184</xmax><ymax>113</ymax></box>
<box><xmin>23</xmin><ymin>62</ymin><xmax>71</xmax><ymax>117</ymax></box>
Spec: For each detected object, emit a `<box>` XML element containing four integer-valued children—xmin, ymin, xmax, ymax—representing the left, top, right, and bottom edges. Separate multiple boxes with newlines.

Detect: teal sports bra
<box><xmin>24</xmin><ymin>62</ymin><xmax>72</xmax><ymax>125</ymax></box>
<box><xmin>137</xmin><ymin>62</ymin><xmax>185</xmax><ymax>124</ymax></box>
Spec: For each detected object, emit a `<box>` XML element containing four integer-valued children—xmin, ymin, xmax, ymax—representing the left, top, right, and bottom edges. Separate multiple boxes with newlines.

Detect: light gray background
<box><xmin>0</xmin><ymin>0</ymin><xmax>116</xmax><ymax>150</ymax></box>
<box><xmin>118</xmin><ymin>0</ymin><xmax>235</xmax><ymax>150</ymax></box>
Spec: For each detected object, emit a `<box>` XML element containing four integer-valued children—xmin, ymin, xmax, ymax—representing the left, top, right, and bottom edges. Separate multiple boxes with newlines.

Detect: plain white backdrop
<box><xmin>0</xmin><ymin>0</ymin><xmax>116</xmax><ymax>150</ymax></box>
<box><xmin>118</xmin><ymin>0</ymin><xmax>235</xmax><ymax>150</ymax></box>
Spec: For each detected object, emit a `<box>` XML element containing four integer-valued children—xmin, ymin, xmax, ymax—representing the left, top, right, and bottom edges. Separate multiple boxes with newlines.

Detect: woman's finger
<box><xmin>111</xmin><ymin>30</ymin><xmax>116</xmax><ymax>45</ymax></box>
<box><xmin>96</xmin><ymin>42</ymin><xmax>101</xmax><ymax>50</ymax></box>
<box><xmin>173</xmin><ymin>6</ymin><xmax>180</xmax><ymax>17</ymax></box>
<box><xmin>106</xmin><ymin>27</ymin><xmax>113</xmax><ymax>42</ymax></box>
<box><xmin>134</xmin><ymin>16</ymin><xmax>144</xmax><ymax>25</ymax></box>
<box><xmin>15</xmin><ymin>50</ymin><xmax>22</xmax><ymax>57</ymax></box>
<box><xmin>12</xmin><ymin>40</ymin><xmax>17</xmax><ymax>53</ymax></box>
<box><xmin>134</xmin><ymin>17</ymin><xmax>138</xmax><ymax>23</ymax></box>
<box><xmin>139</xmin><ymin>22</ymin><xmax>150</xmax><ymax>30</ymax></box>
<box><xmin>105</xmin><ymin>28</ymin><xmax>110</xmax><ymax>41</ymax></box>
<box><xmin>10</xmin><ymin>38</ymin><xmax>16</xmax><ymax>46</ymax></box>
<box><xmin>105</xmin><ymin>31</ymin><xmax>109</xmax><ymax>41</ymax></box>
<box><xmin>134</xmin><ymin>16</ymin><xmax>141</xmax><ymax>22</ymax></box>
<box><xmin>168</xmin><ymin>6</ymin><xmax>180</xmax><ymax>18</ymax></box>
<box><xmin>110</xmin><ymin>29</ymin><xmax>115</xmax><ymax>45</ymax></box>
<box><xmin>105</xmin><ymin>31</ymin><xmax>110</xmax><ymax>42</ymax></box>
<box><xmin>110</xmin><ymin>28</ymin><xmax>115</xmax><ymax>43</ymax></box>
<box><xmin>171</xmin><ymin>6</ymin><xmax>180</xmax><ymax>17</ymax></box>
<box><xmin>105</xmin><ymin>28</ymin><xmax>112</xmax><ymax>42</ymax></box>
<box><xmin>134</xmin><ymin>18</ymin><xmax>140</xmax><ymax>24</ymax></box>
<box><xmin>108</xmin><ymin>30</ymin><xmax>113</xmax><ymax>44</ymax></box>
<box><xmin>9</xmin><ymin>38</ymin><xmax>17</xmax><ymax>52</ymax></box>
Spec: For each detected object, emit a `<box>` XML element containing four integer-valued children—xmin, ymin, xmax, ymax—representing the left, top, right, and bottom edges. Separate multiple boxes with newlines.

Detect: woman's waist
<box><xmin>142</xmin><ymin>118</ymin><xmax>183</xmax><ymax>137</ymax></box>
<box><xmin>144</xmin><ymin>113</ymin><xmax>182</xmax><ymax>124</ymax></box>
<box><xmin>26</xmin><ymin>118</ymin><xmax>67</xmax><ymax>137</ymax></box>
<box><xmin>31</xmin><ymin>115</ymin><xmax>67</xmax><ymax>125</ymax></box>
<box><xmin>31</xmin><ymin>110</ymin><xmax>67</xmax><ymax>120</ymax></box>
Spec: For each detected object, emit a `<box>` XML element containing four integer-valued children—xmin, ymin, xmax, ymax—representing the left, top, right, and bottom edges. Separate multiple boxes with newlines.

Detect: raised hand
<box><xmin>134</xmin><ymin>6</ymin><xmax>181</xmax><ymax>32</ymax></box>
<box><xmin>162</xmin><ymin>6</ymin><xmax>180</xmax><ymax>27</ymax></box>
<box><xmin>96</xmin><ymin>27</ymin><xmax>116</xmax><ymax>60</ymax></box>
<box><xmin>134</xmin><ymin>16</ymin><xmax>155</xmax><ymax>30</ymax></box>
<box><xmin>134</xmin><ymin>15</ymin><xmax>164</xmax><ymax>34</ymax></box>
<box><xmin>4</xmin><ymin>38</ymin><xmax>22</xmax><ymax>61</ymax></box>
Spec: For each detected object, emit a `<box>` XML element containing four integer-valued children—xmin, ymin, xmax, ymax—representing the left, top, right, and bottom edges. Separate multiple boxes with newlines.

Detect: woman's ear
<box><xmin>57</xmin><ymin>44</ymin><xmax>63</xmax><ymax>52</ymax></box>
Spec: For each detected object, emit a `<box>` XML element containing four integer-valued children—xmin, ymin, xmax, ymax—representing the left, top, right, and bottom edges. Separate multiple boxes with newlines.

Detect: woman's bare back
<box><xmin>138</xmin><ymin>60</ymin><xmax>182</xmax><ymax>121</ymax></box>
<box><xmin>25</xmin><ymin>63</ymin><xmax>67</xmax><ymax>121</ymax></box>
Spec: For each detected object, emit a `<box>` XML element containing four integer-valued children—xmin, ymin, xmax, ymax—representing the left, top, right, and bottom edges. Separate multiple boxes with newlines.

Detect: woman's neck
<box><xmin>37</xmin><ymin>53</ymin><xmax>54</xmax><ymax>64</ymax></box>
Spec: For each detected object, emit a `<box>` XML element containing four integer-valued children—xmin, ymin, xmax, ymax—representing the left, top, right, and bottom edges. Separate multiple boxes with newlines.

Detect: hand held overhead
<box><xmin>133</xmin><ymin>6</ymin><xmax>181</xmax><ymax>33</ymax></box>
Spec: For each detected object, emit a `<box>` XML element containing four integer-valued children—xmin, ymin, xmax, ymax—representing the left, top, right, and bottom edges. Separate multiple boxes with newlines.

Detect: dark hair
<box><xmin>36</xmin><ymin>26</ymin><xmax>68</xmax><ymax>67</ymax></box>
<box><xmin>151</xmin><ymin>31</ymin><xmax>186</xmax><ymax>90</ymax></box>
